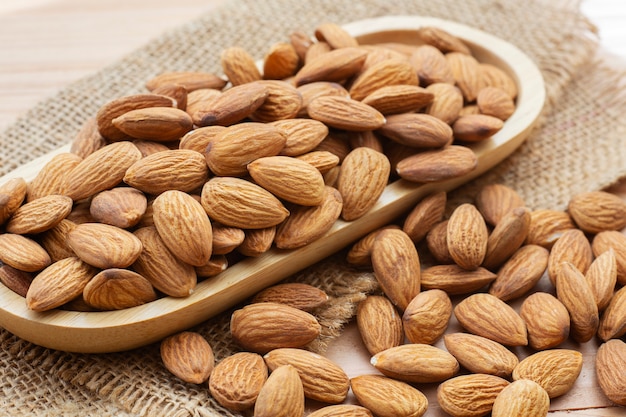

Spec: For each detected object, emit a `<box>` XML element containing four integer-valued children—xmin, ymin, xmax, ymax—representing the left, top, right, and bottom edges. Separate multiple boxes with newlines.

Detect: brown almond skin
<box><xmin>70</xmin><ymin>117</ymin><xmax>106</xmax><ymax>159</ymax></box>
<box><xmin>0</xmin><ymin>265</ymin><xmax>33</xmax><ymax>297</ymax></box>
<box><xmin>295</xmin><ymin>151</ymin><xmax>340</xmax><ymax>175</ymax></box>
<box><xmin>254</xmin><ymin>365</ymin><xmax>304</xmax><ymax>417</ymax></box>
<box><xmin>250</xmin><ymin>80</ymin><xmax>303</xmax><ymax>122</ymax></box>
<box><xmin>593</xmin><ymin>230</ymin><xmax>626</xmax><ymax>285</ymax></box>
<box><xmin>349</xmin><ymin>59</ymin><xmax>419</xmax><ymax>101</ymax></box>
<box><xmin>350</xmin><ymin>374</ymin><xmax>428</xmax><ymax>417</ymax></box>
<box><xmin>596</xmin><ymin>339</ymin><xmax>626</xmax><ymax>406</ymax></box>
<box><xmin>425</xmin><ymin>83</ymin><xmax>463</xmax><ymax>124</ymax></box>
<box><xmin>263</xmin><ymin>42</ymin><xmax>299</xmax><ymax>80</ymax></box>
<box><xmin>378</xmin><ymin>113</ymin><xmax>452</xmax><ymax>149</ymax></box>
<box><xmin>252</xmin><ymin>283</ymin><xmax>328</xmax><ymax>312</ymax></box>
<box><xmin>210</xmin><ymin>223</ymin><xmax>244</xmax><ymax>255</ymax></box>
<box><xmin>426</xmin><ymin>220</ymin><xmax>453</xmax><ymax>263</ymax></box>
<box><xmin>0</xmin><ymin>177</ymin><xmax>27</xmax><ymax>225</ymax></box>
<box><xmin>273</xmin><ymin>118</ymin><xmax>329</xmax><ymax>157</ymax></box>
<box><xmin>66</xmin><ymin>141</ymin><xmax>143</xmax><ymax>201</ymax></box>
<box><xmin>296</xmin><ymin>81</ymin><xmax>350</xmax><ymax>118</ymax></box>
<box><xmin>26</xmin><ymin>257</ymin><xmax>97</xmax><ymax>312</ymax></box>
<box><xmin>418</xmin><ymin>26</ymin><xmax>471</xmax><ymax>54</ymax></box>
<box><xmin>482</xmin><ymin>207</ymin><xmax>531</xmax><ymax>271</ymax></box>
<box><xmin>513</xmin><ymin>349</ymin><xmax>583</xmax><ymax>398</ymax></box>
<box><xmin>338</xmin><ymin>147</ymin><xmax>390</xmax><ymax>221</ymax></box>
<box><xmin>221</xmin><ymin>46</ymin><xmax>262</xmax><ymax>86</ymax></box>
<box><xmin>586</xmin><ymin>249</ymin><xmax>618</xmax><ymax>311</ymax></box>
<box><xmin>480</xmin><ymin>63</ymin><xmax>518</xmax><ymax>99</ymax></box>
<box><xmin>453</xmin><ymin>114</ymin><xmax>504</xmax><ymax>142</ymax></box>
<box><xmin>83</xmin><ymin>268</ymin><xmax>157</xmax><ymax>310</ymax></box>
<box><xmin>454</xmin><ymin>293</ymin><xmax>528</xmax><ymax>346</ymax></box>
<box><xmin>437</xmin><ymin>374</ymin><xmax>510</xmax><ymax>417</ymax></box>
<box><xmin>491</xmin><ymin>379</ymin><xmax>550</xmax><ymax>417</ymax></box>
<box><xmin>447</xmin><ymin>203</ymin><xmax>489</xmax><ymax>271</ymax></box>
<box><xmin>421</xmin><ymin>264</ymin><xmax>496</xmax><ymax>295</ymax></box>
<box><xmin>410</xmin><ymin>45</ymin><xmax>455</xmax><ymax>86</ymax></box>
<box><xmin>237</xmin><ymin>227</ymin><xmax>276</xmax><ymax>257</ymax></box>
<box><xmin>356</xmin><ymin>295</ymin><xmax>404</xmax><ymax>356</ymax></box>
<box><xmin>230</xmin><ymin>302</ymin><xmax>321</xmax><ymax>354</ymax></box>
<box><xmin>6</xmin><ymin>194</ymin><xmax>73</xmax><ymax>235</ymax></box>
<box><xmin>371</xmin><ymin>344</ymin><xmax>459</xmax><ymax>384</ymax></box>
<box><xmin>0</xmin><ymin>234</ymin><xmax>51</xmax><ymax>272</ymax></box>
<box><xmin>112</xmin><ymin>107</ymin><xmax>193</xmax><ymax>142</ymax></box>
<box><xmin>307</xmin><ymin>405</ymin><xmax>373</xmax><ymax>417</ymax></box>
<box><xmin>520</xmin><ymin>292</ymin><xmax>570</xmax><ymax>350</ymax></box>
<box><xmin>67</xmin><ymin>223</ymin><xmax>143</xmax><ymax>269</ymax></box>
<box><xmin>402</xmin><ymin>191</ymin><xmax>446</xmax><ymax>243</ymax></box>
<box><xmin>477</xmin><ymin>86</ymin><xmax>516</xmax><ymax>120</ymax></box>
<box><xmin>362</xmin><ymin>84</ymin><xmax>434</xmax><ymax>115</ymax></box>
<box><xmin>547</xmin><ymin>228</ymin><xmax>593</xmax><ymax>286</ymax></box>
<box><xmin>185</xmin><ymin>88</ymin><xmax>221</xmax><ymax>119</ymax></box>
<box><xmin>124</xmin><ymin>149</ymin><xmax>209</xmax><ymax>195</ymax></box>
<box><xmin>209</xmin><ymin>352</ymin><xmax>268</xmax><ymax>411</ymax></box>
<box><xmin>179</xmin><ymin>126</ymin><xmax>227</xmax><ymax>153</ymax></box>
<box><xmin>402</xmin><ymin>289</ymin><xmax>452</xmax><ymax>345</ymax></box>
<box><xmin>314</xmin><ymin>22</ymin><xmax>359</xmax><ymax>48</ymax></box>
<box><xmin>371</xmin><ymin>229</ymin><xmax>421</xmax><ymax>311</ymax></box>
<box><xmin>308</xmin><ymin>96</ymin><xmax>386</xmax><ymax>131</ymax></box>
<box><xmin>145</xmin><ymin>71</ymin><xmax>226</xmax><ymax>92</ymax></box>
<box><xmin>39</xmin><ymin>219</ymin><xmax>77</xmax><ymax>262</ymax></box>
<box><xmin>489</xmin><ymin>245</ymin><xmax>549</xmax><ymax>301</ymax></box>
<box><xmin>568</xmin><ymin>190</ymin><xmax>626</xmax><ymax>233</ymax></box>
<box><xmin>194</xmin><ymin>255</ymin><xmax>228</xmax><ymax>278</ymax></box>
<box><xmin>555</xmin><ymin>262</ymin><xmax>599</xmax><ymax>343</ymax></box>
<box><xmin>397</xmin><ymin>145</ymin><xmax>477</xmax><ymax>183</ymax></box>
<box><xmin>193</xmin><ymin>82</ymin><xmax>268</xmax><ymax>127</ymax></box>
<box><xmin>475</xmin><ymin>183</ymin><xmax>525</xmax><ymax>227</ymax></box>
<box><xmin>525</xmin><ymin>209</ymin><xmax>576</xmax><ymax>249</ymax></box>
<box><xmin>346</xmin><ymin>225</ymin><xmax>401</xmax><ymax>267</ymax></box>
<box><xmin>131</xmin><ymin>140</ymin><xmax>170</xmax><ymax>157</ymax></box>
<box><xmin>26</xmin><ymin>153</ymin><xmax>82</xmax><ymax>202</ymax></box>
<box><xmin>598</xmin><ymin>285</ymin><xmax>626</xmax><ymax>341</ymax></box>
<box><xmin>264</xmin><ymin>348</ymin><xmax>349</xmax><ymax>404</ymax></box>
<box><xmin>151</xmin><ymin>83</ymin><xmax>187</xmax><ymax>110</ymax></box>
<box><xmin>89</xmin><ymin>187</ymin><xmax>147</xmax><ymax>229</ymax></box>
<box><xmin>160</xmin><ymin>331</ymin><xmax>214</xmax><ymax>385</ymax></box>
<box><xmin>444</xmin><ymin>333</ymin><xmax>519</xmax><ymax>378</ymax></box>
<box><xmin>446</xmin><ymin>52</ymin><xmax>483</xmax><ymax>102</ymax></box>
<box><xmin>132</xmin><ymin>227</ymin><xmax>197</xmax><ymax>297</ymax></box>
<box><xmin>294</xmin><ymin>47</ymin><xmax>367</xmax><ymax>86</ymax></box>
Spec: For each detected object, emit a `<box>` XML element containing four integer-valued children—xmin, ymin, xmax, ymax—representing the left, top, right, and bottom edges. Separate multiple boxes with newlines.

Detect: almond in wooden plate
<box><xmin>152</xmin><ymin>190</ymin><xmax>213</xmax><ymax>267</ymax></box>
<box><xmin>337</xmin><ymin>146</ymin><xmax>390</xmax><ymax>221</ymax></box>
<box><xmin>443</xmin><ymin>332</ymin><xmax>519</xmax><ymax>378</ymax></box>
<box><xmin>237</xmin><ymin>227</ymin><xmax>276</xmax><ymax>257</ymax></box>
<box><xmin>426</xmin><ymin>220</ymin><xmax>453</xmax><ymax>263</ymax></box>
<box><xmin>454</xmin><ymin>293</ymin><xmax>528</xmax><ymax>346</ymax></box>
<box><xmin>446</xmin><ymin>52</ymin><xmax>483</xmax><ymax>102</ymax></box>
<box><xmin>371</xmin><ymin>228</ymin><xmax>421</xmax><ymax>311</ymax></box>
<box><xmin>192</xmin><ymin>82</ymin><xmax>268</xmax><ymax>127</ymax></box>
<box><xmin>0</xmin><ymin>177</ymin><xmax>27</xmax><ymax>225</ymax></box>
<box><xmin>26</xmin><ymin>153</ymin><xmax>82</xmax><ymax>202</ymax></box>
<box><xmin>0</xmin><ymin>265</ymin><xmax>33</xmax><ymax>297</ymax></box>
<box><xmin>598</xmin><ymin>285</ymin><xmax>626</xmax><ymax>341</ymax></box>
<box><xmin>296</xmin><ymin>81</ymin><xmax>350</xmax><ymax>118</ymax></box>
<box><xmin>294</xmin><ymin>47</ymin><xmax>367</xmax><ymax>86</ymax></box>
<box><xmin>402</xmin><ymin>289</ymin><xmax>451</xmax><ymax>344</ymax></box>
<box><xmin>67</xmin><ymin>223</ymin><xmax>143</xmax><ymax>269</ymax></box>
<box><xmin>592</xmin><ymin>230</ymin><xmax>626</xmax><ymax>285</ymax></box>
<box><xmin>418</xmin><ymin>26</ymin><xmax>471</xmax><ymax>55</ymax></box>
<box><xmin>488</xmin><ymin>244</ymin><xmax>549</xmax><ymax>301</ymax></box>
<box><xmin>525</xmin><ymin>209</ymin><xmax>576</xmax><ymax>249</ymax></box>
<box><xmin>371</xmin><ymin>343</ymin><xmax>459</xmax><ymax>383</ymax></box>
<box><xmin>314</xmin><ymin>22</ymin><xmax>358</xmax><ymax>48</ymax></box>
<box><xmin>39</xmin><ymin>219</ymin><xmax>76</xmax><ymax>262</ymax></box>
<box><xmin>295</xmin><ymin>151</ymin><xmax>340</xmax><ymax>175</ymax></box>
<box><xmin>208</xmin><ymin>352</ymin><xmax>268</xmax><ymax>411</ymax></box>
<box><xmin>273</xmin><ymin>118</ymin><xmax>329</xmax><ymax>157</ymax></box>
<box><xmin>377</xmin><ymin>113</ymin><xmax>452</xmax><ymax>149</ymax></box>
<box><xmin>520</xmin><ymin>292</ymin><xmax>570</xmax><ymax>350</ymax></box>
<box><xmin>547</xmin><ymin>228</ymin><xmax>593</xmax><ymax>285</ymax></box>
<box><xmin>201</xmin><ymin>177</ymin><xmax>289</xmax><ymax>229</ymax></box>
<box><xmin>83</xmin><ymin>268</ymin><xmax>157</xmax><ymax>310</ymax></box>
<box><xmin>0</xmin><ymin>233</ymin><xmax>51</xmax><ymax>272</ymax></box>
<box><xmin>512</xmin><ymin>349</ymin><xmax>583</xmax><ymax>398</ymax></box>
<box><xmin>252</xmin><ymin>283</ymin><xmax>328</xmax><ymax>312</ymax></box>
<box><xmin>555</xmin><ymin>262</ymin><xmax>599</xmax><ymax>343</ymax></box>
<box><xmin>476</xmin><ymin>86</ymin><xmax>516</xmax><ymax>120</ymax></box>
<box><xmin>220</xmin><ymin>46</ymin><xmax>262</xmax><ymax>86</ymax></box>
<box><xmin>452</xmin><ymin>114</ymin><xmax>504</xmax><ymax>142</ymax></box>
<box><xmin>264</xmin><ymin>348</ymin><xmax>349</xmax><ymax>404</ymax></box>
<box><xmin>410</xmin><ymin>45</ymin><xmax>455</xmax><ymax>86</ymax></box>
<box><xmin>568</xmin><ymin>190</ymin><xmax>626</xmax><ymax>233</ymax></box>
<box><xmin>480</xmin><ymin>63</ymin><xmax>518</xmax><ymax>99</ymax></box>
<box><xmin>350</xmin><ymin>374</ymin><xmax>428</xmax><ymax>417</ymax></box>
<box><xmin>254</xmin><ymin>365</ymin><xmax>304</xmax><ymax>417</ymax></box>
<box><xmin>349</xmin><ymin>59</ymin><xmax>418</xmax><ymax>101</ymax></box>
<box><xmin>210</xmin><ymin>223</ymin><xmax>245</xmax><ymax>255</ymax></box>
<box><xmin>160</xmin><ymin>331</ymin><xmax>214</xmax><ymax>384</ymax></box>
<box><xmin>308</xmin><ymin>96</ymin><xmax>386</xmax><ymax>131</ymax></box>
<box><xmin>596</xmin><ymin>339</ymin><xmax>626</xmax><ymax>406</ymax></box>
<box><xmin>362</xmin><ymin>84</ymin><xmax>434</xmax><ymax>115</ymax></box>
<box><xmin>230</xmin><ymin>302</ymin><xmax>321</xmax><ymax>353</ymax></box>
<box><xmin>112</xmin><ymin>107</ymin><xmax>193</xmax><ymax>141</ymax></box>
<box><xmin>89</xmin><ymin>187</ymin><xmax>147</xmax><ymax>229</ymax></box>
<box><xmin>194</xmin><ymin>255</ymin><xmax>228</xmax><ymax>278</ymax></box>
<box><xmin>437</xmin><ymin>373</ymin><xmax>510</xmax><ymax>417</ymax></box>
<box><xmin>396</xmin><ymin>145</ymin><xmax>478</xmax><ymax>183</ymax></box>
<box><xmin>26</xmin><ymin>257</ymin><xmax>97</xmax><ymax>312</ymax></box>
<box><xmin>447</xmin><ymin>203</ymin><xmax>489</xmax><ymax>270</ymax></box>
<box><xmin>356</xmin><ymin>295</ymin><xmax>404</xmax><ymax>356</ymax></box>
<box><xmin>491</xmin><ymin>379</ymin><xmax>550</xmax><ymax>417</ymax></box>
<box><xmin>425</xmin><ymin>83</ymin><xmax>463</xmax><ymax>124</ymax></box>
<box><xmin>6</xmin><ymin>194</ymin><xmax>73</xmax><ymax>235</ymax></box>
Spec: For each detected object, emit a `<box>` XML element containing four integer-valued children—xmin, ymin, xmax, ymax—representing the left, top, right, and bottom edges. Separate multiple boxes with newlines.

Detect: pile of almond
<box><xmin>0</xmin><ymin>22</ymin><xmax>515</xmax><ymax>313</ymax></box>
<box><xmin>158</xmin><ymin>185</ymin><xmax>626</xmax><ymax>416</ymax></box>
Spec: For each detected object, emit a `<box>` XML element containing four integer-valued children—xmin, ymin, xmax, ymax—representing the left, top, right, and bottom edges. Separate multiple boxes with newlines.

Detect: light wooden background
<box><xmin>0</xmin><ymin>1</ymin><xmax>625</xmax><ymax>416</ymax></box>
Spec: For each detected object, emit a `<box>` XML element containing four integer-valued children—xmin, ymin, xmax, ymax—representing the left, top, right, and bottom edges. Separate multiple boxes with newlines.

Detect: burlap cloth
<box><xmin>1</xmin><ymin>0</ymin><xmax>625</xmax><ymax>415</ymax></box>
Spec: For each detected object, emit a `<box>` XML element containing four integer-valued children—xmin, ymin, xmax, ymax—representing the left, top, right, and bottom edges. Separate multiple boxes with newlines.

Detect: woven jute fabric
<box><xmin>1</xmin><ymin>0</ymin><xmax>625</xmax><ymax>415</ymax></box>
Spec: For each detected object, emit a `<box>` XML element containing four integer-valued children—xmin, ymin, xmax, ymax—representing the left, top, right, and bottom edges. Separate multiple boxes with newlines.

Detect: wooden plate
<box><xmin>0</xmin><ymin>15</ymin><xmax>545</xmax><ymax>353</ymax></box>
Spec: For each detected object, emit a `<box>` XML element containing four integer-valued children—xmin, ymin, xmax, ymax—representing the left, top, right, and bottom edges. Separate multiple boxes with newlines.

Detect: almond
<box><xmin>0</xmin><ymin>265</ymin><xmax>33</xmax><ymax>297</ymax></box>
<box><xmin>194</xmin><ymin>255</ymin><xmax>228</xmax><ymax>278</ymax></box>
<box><xmin>192</xmin><ymin>82</ymin><xmax>268</xmax><ymax>127</ymax></box>
<box><xmin>0</xmin><ymin>233</ymin><xmax>51</xmax><ymax>272</ymax></box>
<box><xmin>252</xmin><ymin>283</ymin><xmax>328</xmax><ymax>312</ymax></box>
<box><xmin>482</xmin><ymin>206</ymin><xmax>531</xmax><ymax>271</ymax></box>
<box><xmin>220</xmin><ymin>46</ymin><xmax>262</xmax><ymax>86</ymax></box>
<box><xmin>547</xmin><ymin>228</ymin><xmax>593</xmax><ymax>285</ymax></box>
<box><xmin>377</xmin><ymin>113</ymin><xmax>452</xmax><ymax>148</ymax></box>
<box><xmin>402</xmin><ymin>289</ymin><xmax>451</xmax><ymax>344</ymax></box>
<box><xmin>454</xmin><ymin>293</ymin><xmax>528</xmax><ymax>346</ymax></box>
<box><xmin>112</xmin><ymin>107</ymin><xmax>193</xmax><ymax>141</ymax></box>
<box><xmin>295</xmin><ymin>151</ymin><xmax>340</xmax><ymax>175</ymax></box>
<box><xmin>586</xmin><ymin>249</ymin><xmax>618</xmax><ymax>311</ymax></box>
<box><xmin>296</xmin><ymin>81</ymin><xmax>349</xmax><ymax>117</ymax></box>
<box><xmin>396</xmin><ymin>145</ymin><xmax>478</xmax><ymax>183</ymax></box>
<box><xmin>304</xmin><ymin>41</ymin><xmax>332</xmax><ymax>63</ymax></box>
<box><xmin>348</xmin><ymin>130</ymin><xmax>384</xmax><ymax>152</ymax></box>
<box><xmin>132</xmin><ymin>226</ymin><xmax>197</xmax><ymax>297</ymax></box>
<box><xmin>151</xmin><ymin>83</ymin><xmax>187</xmax><ymax>110</ymax></box>
<box><xmin>356</xmin><ymin>295</ymin><xmax>404</xmax><ymax>356</ymax></box>
<box><xmin>475</xmin><ymin>183</ymin><xmax>525</xmax><ymax>227</ymax></box>
<box><xmin>201</xmin><ymin>177</ymin><xmax>289</xmax><ymax>229</ymax></box>
<box><xmin>26</xmin><ymin>257</ymin><xmax>97</xmax><ymax>312</ymax></box>
<box><xmin>418</xmin><ymin>26</ymin><xmax>471</xmax><ymax>55</ymax></box>
<box><xmin>6</xmin><ymin>194</ymin><xmax>73</xmax><ymax>234</ymax></box>
<box><xmin>480</xmin><ymin>63</ymin><xmax>518</xmax><ymax>99</ymax></box>
<box><xmin>371</xmin><ymin>343</ymin><xmax>459</xmax><ymax>383</ymax></box>
<box><xmin>592</xmin><ymin>230</ymin><xmax>626</xmax><ymax>285</ymax></box>
<box><xmin>39</xmin><ymin>219</ymin><xmax>77</xmax><ymax>262</ymax></box>
<box><xmin>346</xmin><ymin>225</ymin><xmax>401</xmax><ymax>267</ymax></box>
<box><xmin>410</xmin><ymin>45</ymin><xmax>455</xmax><ymax>86</ymax></box>
<box><xmin>89</xmin><ymin>187</ymin><xmax>147</xmax><ymax>229</ymax></box>
<box><xmin>160</xmin><ymin>331</ymin><xmax>214</xmax><ymax>384</ymax></box>
<box><xmin>0</xmin><ymin>177</ymin><xmax>27</xmax><ymax>225</ymax></box>
<box><xmin>350</xmin><ymin>374</ymin><xmax>428</xmax><ymax>417</ymax></box>
<box><xmin>425</xmin><ymin>83</ymin><xmax>464</xmax><ymax>124</ymax></box>
<box><xmin>447</xmin><ymin>203</ymin><xmax>489</xmax><ymax>270</ymax></box>
<box><xmin>152</xmin><ymin>190</ymin><xmax>213</xmax><ymax>267</ymax></box>
<box><xmin>204</xmin><ymin>122</ymin><xmax>287</xmax><ymax>177</ymax></box>
<box><xmin>477</xmin><ymin>86</ymin><xmax>516</xmax><ymax>120</ymax></box>
<box><xmin>66</xmin><ymin>141</ymin><xmax>142</xmax><ymax>201</ymax></box>
<box><xmin>264</xmin><ymin>348</ymin><xmax>349</xmax><ymax>403</ymax></box>
<box><xmin>568</xmin><ymin>190</ymin><xmax>626</xmax><ymax>233</ymax></box>
<box><xmin>209</xmin><ymin>351</ymin><xmax>268</xmax><ymax>411</ymax></box>
<box><xmin>598</xmin><ymin>285</ymin><xmax>626</xmax><ymax>341</ymax></box>
<box><xmin>210</xmin><ymin>223</ymin><xmax>244</xmax><ymax>255</ymax></box>
<box><xmin>489</xmin><ymin>244</ymin><xmax>549</xmax><ymax>301</ymax></box>
<box><xmin>426</xmin><ymin>220</ymin><xmax>453</xmax><ymax>263</ymax></box>
<box><xmin>26</xmin><ymin>153</ymin><xmax>82</xmax><ymax>202</ymax></box>
<box><xmin>314</xmin><ymin>131</ymin><xmax>351</xmax><ymax>162</ymax></box>
<box><xmin>70</xmin><ymin>117</ymin><xmax>106</xmax><ymax>159</ymax></box>
<box><xmin>338</xmin><ymin>147</ymin><xmax>390</xmax><ymax>221</ymax></box>
<box><xmin>307</xmin><ymin>96</ymin><xmax>385</xmax><ymax>131</ymax></box>
<box><xmin>237</xmin><ymin>227</ymin><xmax>276</xmax><ymax>257</ymax></box>
<box><xmin>185</xmin><ymin>88</ymin><xmax>222</xmax><ymax>119</ymax></box>
<box><xmin>274</xmin><ymin>186</ymin><xmax>343</xmax><ymax>249</ymax></box>
<box><xmin>67</xmin><ymin>223</ymin><xmax>143</xmax><ymax>269</ymax></box>
<box><xmin>446</xmin><ymin>52</ymin><xmax>483</xmax><ymax>102</ymax></box>
<box><xmin>131</xmin><ymin>140</ymin><xmax>170</xmax><ymax>157</ymax></box>
<box><xmin>145</xmin><ymin>71</ymin><xmax>226</xmax><ymax>92</ymax></box>
<box><xmin>520</xmin><ymin>292</ymin><xmax>570</xmax><ymax>350</ymax></box>
<box><xmin>250</xmin><ymin>80</ymin><xmax>302</xmax><ymax>122</ymax></box>
<box><xmin>361</xmin><ymin>84</ymin><xmax>434</xmax><ymax>115</ymax></box>
<box><xmin>254</xmin><ymin>364</ymin><xmax>304</xmax><ymax>417</ymax></box>
<box><xmin>437</xmin><ymin>374</ymin><xmax>510</xmax><ymax>417</ymax></box>
<box><xmin>555</xmin><ymin>262</ymin><xmax>599</xmax><ymax>343</ymax></box>
<box><xmin>349</xmin><ymin>59</ymin><xmax>418</xmax><ymax>101</ymax></box>
<box><xmin>124</xmin><ymin>149</ymin><xmax>209</xmax><ymax>195</ymax></box>
<box><xmin>453</xmin><ymin>114</ymin><xmax>504</xmax><ymax>142</ymax></box>
<box><xmin>443</xmin><ymin>332</ymin><xmax>519</xmax><ymax>378</ymax></box>
<box><xmin>263</xmin><ymin>42</ymin><xmax>300</xmax><ymax>80</ymax></box>
<box><xmin>314</xmin><ymin>22</ymin><xmax>359</xmax><ymax>49</ymax></box>
<box><xmin>526</xmin><ymin>209</ymin><xmax>576</xmax><ymax>249</ymax></box>
<box><xmin>513</xmin><ymin>349</ymin><xmax>583</xmax><ymax>398</ymax></box>
<box><xmin>421</xmin><ymin>264</ymin><xmax>496</xmax><ymax>294</ymax></box>
<box><xmin>83</xmin><ymin>268</ymin><xmax>157</xmax><ymax>310</ymax></box>
<box><xmin>272</xmin><ymin>118</ymin><xmax>329</xmax><ymax>157</ymax></box>
<box><xmin>491</xmin><ymin>379</ymin><xmax>550</xmax><ymax>417</ymax></box>
<box><xmin>371</xmin><ymin>228</ymin><xmax>421</xmax><ymax>311</ymax></box>
<box><xmin>596</xmin><ymin>339</ymin><xmax>626</xmax><ymax>406</ymax></box>
<box><xmin>230</xmin><ymin>302</ymin><xmax>321</xmax><ymax>353</ymax></box>
<box><xmin>307</xmin><ymin>405</ymin><xmax>372</xmax><ymax>417</ymax></box>
<box><xmin>179</xmin><ymin>126</ymin><xmax>227</xmax><ymax>153</ymax></box>
<box><xmin>294</xmin><ymin>47</ymin><xmax>367</xmax><ymax>86</ymax></box>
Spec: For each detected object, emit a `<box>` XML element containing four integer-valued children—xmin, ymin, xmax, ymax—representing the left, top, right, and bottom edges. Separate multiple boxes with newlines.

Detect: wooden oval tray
<box><xmin>0</xmin><ymin>15</ymin><xmax>545</xmax><ymax>353</ymax></box>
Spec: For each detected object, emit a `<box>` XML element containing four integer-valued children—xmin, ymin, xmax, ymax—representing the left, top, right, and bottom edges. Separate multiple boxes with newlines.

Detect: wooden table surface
<box><xmin>1</xmin><ymin>1</ymin><xmax>625</xmax><ymax>416</ymax></box>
